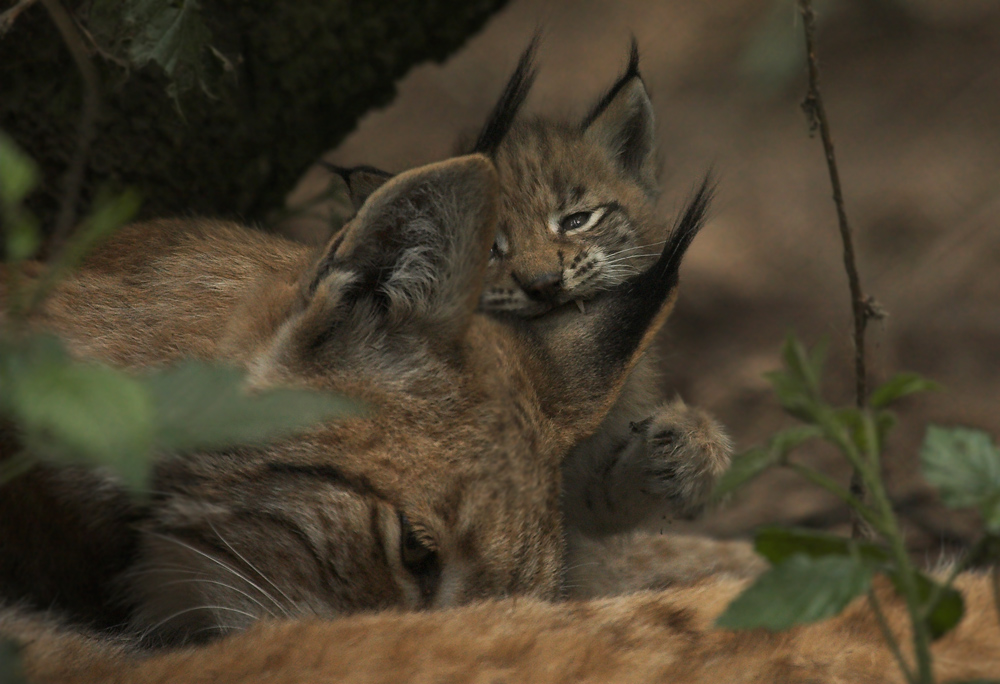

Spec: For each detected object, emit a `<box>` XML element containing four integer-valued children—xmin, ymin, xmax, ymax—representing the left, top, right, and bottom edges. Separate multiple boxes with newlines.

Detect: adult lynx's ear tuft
<box><xmin>598</xmin><ymin>173</ymin><xmax>713</xmax><ymax>359</ymax></box>
<box><xmin>305</xmin><ymin>155</ymin><xmax>498</xmax><ymax>344</ymax></box>
<box><xmin>525</xmin><ymin>175</ymin><xmax>713</xmax><ymax>435</ymax></box>
<box><xmin>582</xmin><ymin>39</ymin><xmax>657</xmax><ymax>196</ymax></box>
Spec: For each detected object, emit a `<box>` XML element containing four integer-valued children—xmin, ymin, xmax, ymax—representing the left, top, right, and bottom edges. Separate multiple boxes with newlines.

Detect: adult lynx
<box><xmin>0</xmin><ymin>154</ymin><xmax>710</xmax><ymax>645</ymax></box>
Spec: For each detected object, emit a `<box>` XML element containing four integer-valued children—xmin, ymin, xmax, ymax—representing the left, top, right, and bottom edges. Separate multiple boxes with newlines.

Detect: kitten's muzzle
<box><xmin>520</xmin><ymin>272</ymin><xmax>563</xmax><ymax>303</ymax></box>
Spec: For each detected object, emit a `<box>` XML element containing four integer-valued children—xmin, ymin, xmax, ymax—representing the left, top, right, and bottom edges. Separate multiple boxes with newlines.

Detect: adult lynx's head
<box><xmin>2</xmin><ymin>155</ymin><xmax>710</xmax><ymax>646</ymax></box>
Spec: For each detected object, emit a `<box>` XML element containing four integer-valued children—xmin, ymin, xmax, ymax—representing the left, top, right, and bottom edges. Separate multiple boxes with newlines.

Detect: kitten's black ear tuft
<box><xmin>471</xmin><ymin>35</ymin><xmax>540</xmax><ymax>156</ymax></box>
<box><xmin>320</xmin><ymin>162</ymin><xmax>394</xmax><ymax>211</ymax></box>
<box><xmin>581</xmin><ymin>37</ymin><xmax>641</xmax><ymax>129</ymax></box>
<box><xmin>582</xmin><ymin>39</ymin><xmax>657</xmax><ymax>195</ymax></box>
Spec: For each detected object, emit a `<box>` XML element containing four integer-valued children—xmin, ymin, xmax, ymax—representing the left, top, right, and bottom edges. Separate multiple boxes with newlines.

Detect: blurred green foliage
<box><xmin>1</xmin><ymin>132</ymin><xmax>359</xmax><ymax>492</ymax></box>
<box><xmin>714</xmin><ymin>334</ymin><xmax>1000</xmax><ymax>684</ymax></box>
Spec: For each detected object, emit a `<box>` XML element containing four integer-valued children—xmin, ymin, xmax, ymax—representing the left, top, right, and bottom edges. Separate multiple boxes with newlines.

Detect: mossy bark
<box><xmin>0</xmin><ymin>0</ymin><xmax>507</xmax><ymax>228</ymax></box>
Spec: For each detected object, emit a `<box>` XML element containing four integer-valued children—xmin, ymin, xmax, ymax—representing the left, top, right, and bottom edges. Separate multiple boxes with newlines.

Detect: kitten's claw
<box><xmin>575</xmin><ymin>300</ymin><xmax>586</xmax><ymax>314</ymax></box>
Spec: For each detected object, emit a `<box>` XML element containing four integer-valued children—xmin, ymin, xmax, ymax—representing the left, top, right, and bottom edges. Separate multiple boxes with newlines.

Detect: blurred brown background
<box><xmin>280</xmin><ymin>0</ymin><xmax>1000</xmax><ymax>557</ymax></box>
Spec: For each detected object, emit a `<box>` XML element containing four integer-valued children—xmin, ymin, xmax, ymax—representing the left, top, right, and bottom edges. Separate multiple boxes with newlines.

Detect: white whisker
<box><xmin>149</xmin><ymin>532</ymin><xmax>291</xmax><ymax>618</ymax></box>
<box><xmin>158</xmin><ymin>578</ymin><xmax>279</xmax><ymax>619</ymax></box>
<box><xmin>207</xmin><ymin>520</ymin><xmax>297</xmax><ymax>616</ymax></box>
<box><xmin>141</xmin><ymin>604</ymin><xmax>259</xmax><ymax>641</ymax></box>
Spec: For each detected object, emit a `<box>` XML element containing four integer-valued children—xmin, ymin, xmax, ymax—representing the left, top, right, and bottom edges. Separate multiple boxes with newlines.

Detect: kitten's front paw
<box><xmin>631</xmin><ymin>398</ymin><xmax>732</xmax><ymax>518</ymax></box>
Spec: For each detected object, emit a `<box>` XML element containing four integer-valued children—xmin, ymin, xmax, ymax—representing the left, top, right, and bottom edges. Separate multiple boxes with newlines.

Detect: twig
<box><xmin>0</xmin><ymin>0</ymin><xmax>39</xmax><ymax>36</ymax></box>
<box><xmin>993</xmin><ymin>565</ymin><xmax>1000</xmax><ymax>629</ymax></box>
<box><xmin>867</xmin><ymin>587</ymin><xmax>917</xmax><ymax>684</ymax></box>
<box><xmin>797</xmin><ymin>0</ymin><xmax>875</xmax><ymax>541</ymax></box>
<box><xmin>74</xmin><ymin>15</ymin><xmax>129</xmax><ymax>68</ymax></box>
<box><xmin>38</xmin><ymin>0</ymin><xmax>101</xmax><ymax>257</ymax></box>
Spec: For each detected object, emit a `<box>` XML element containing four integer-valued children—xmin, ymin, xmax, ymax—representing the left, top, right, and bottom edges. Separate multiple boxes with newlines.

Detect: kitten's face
<box><xmin>479</xmin><ymin>122</ymin><xmax>664</xmax><ymax>317</ymax></box>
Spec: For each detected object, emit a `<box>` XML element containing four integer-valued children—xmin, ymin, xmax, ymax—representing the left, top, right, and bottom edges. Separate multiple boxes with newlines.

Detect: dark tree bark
<box><xmin>0</xmin><ymin>0</ymin><xmax>507</xmax><ymax>229</ymax></box>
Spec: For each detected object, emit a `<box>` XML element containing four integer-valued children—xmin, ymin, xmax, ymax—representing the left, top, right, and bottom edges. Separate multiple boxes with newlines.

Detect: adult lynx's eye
<box><xmin>397</xmin><ymin>512</ymin><xmax>440</xmax><ymax>601</ymax></box>
<box><xmin>560</xmin><ymin>211</ymin><xmax>593</xmax><ymax>233</ymax></box>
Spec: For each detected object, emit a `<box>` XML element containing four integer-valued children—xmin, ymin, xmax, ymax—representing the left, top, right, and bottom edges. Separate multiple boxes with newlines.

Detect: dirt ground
<box><xmin>280</xmin><ymin>0</ymin><xmax>1000</xmax><ymax>559</ymax></box>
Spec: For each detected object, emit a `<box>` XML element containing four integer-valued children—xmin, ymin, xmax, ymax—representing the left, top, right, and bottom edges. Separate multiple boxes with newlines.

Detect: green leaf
<box><xmin>766</xmin><ymin>334</ymin><xmax>830</xmax><ymax>423</ymax></box>
<box><xmin>5</xmin><ymin>215</ymin><xmax>41</xmax><ymax>263</ymax></box>
<box><xmin>754</xmin><ymin>527</ymin><xmax>890</xmax><ymax>566</ymax></box>
<box><xmin>833</xmin><ymin>408</ymin><xmax>883</xmax><ymax>459</ymax></box>
<box><xmin>887</xmin><ymin>570</ymin><xmax>965</xmax><ymax>641</ymax></box>
<box><xmin>713</xmin><ymin>426</ymin><xmax>823</xmax><ymax>499</ymax></box>
<box><xmin>144</xmin><ymin>361</ymin><xmax>361</xmax><ymax>454</ymax></box>
<box><xmin>0</xmin><ymin>132</ymin><xmax>37</xmax><ymax>209</ymax></box>
<box><xmin>875</xmin><ymin>410</ymin><xmax>898</xmax><ymax>452</ymax></box>
<box><xmin>0</xmin><ymin>639</ymin><xmax>25</xmax><ymax>684</ymax></box>
<box><xmin>752</xmin><ymin>532</ymin><xmax>964</xmax><ymax>640</ymax></box>
<box><xmin>920</xmin><ymin>426</ymin><xmax>1000</xmax><ymax>532</ymax></box>
<box><xmin>716</xmin><ymin>554</ymin><xmax>872</xmax><ymax>631</ymax></box>
<box><xmin>921</xmin><ymin>579</ymin><xmax>964</xmax><ymax>641</ymax></box>
<box><xmin>0</xmin><ymin>335</ymin><xmax>154</xmax><ymax>487</ymax></box>
<box><xmin>0</xmin><ymin>132</ymin><xmax>41</xmax><ymax>263</ymax></box>
<box><xmin>126</xmin><ymin>0</ymin><xmax>213</xmax><ymax>103</ymax></box>
<box><xmin>870</xmin><ymin>372</ymin><xmax>942</xmax><ymax>409</ymax></box>
<box><xmin>782</xmin><ymin>333</ymin><xmax>825</xmax><ymax>396</ymax></box>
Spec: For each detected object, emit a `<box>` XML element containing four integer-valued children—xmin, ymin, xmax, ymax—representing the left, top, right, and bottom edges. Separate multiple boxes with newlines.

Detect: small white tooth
<box><xmin>575</xmin><ymin>300</ymin><xmax>586</xmax><ymax>314</ymax></box>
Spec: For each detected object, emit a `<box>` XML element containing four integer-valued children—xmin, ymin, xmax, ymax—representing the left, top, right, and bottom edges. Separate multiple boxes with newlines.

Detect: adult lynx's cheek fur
<box><xmin>0</xmin><ymin>152</ymin><xmax>708</xmax><ymax>646</ymax></box>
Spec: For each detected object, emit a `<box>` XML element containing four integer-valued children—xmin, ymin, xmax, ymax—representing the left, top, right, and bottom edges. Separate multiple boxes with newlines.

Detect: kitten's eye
<box><xmin>489</xmin><ymin>240</ymin><xmax>501</xmax><ymax>261</ymax></box>
<box><xmin>398</xmin><ymin>513</ymin><xmax>440</xmax><ymax>599</ymax></box>
<box><xmin>561</xmin><ymin>211</ymin><xmax>593</xmax><ymax>233</ymax></box>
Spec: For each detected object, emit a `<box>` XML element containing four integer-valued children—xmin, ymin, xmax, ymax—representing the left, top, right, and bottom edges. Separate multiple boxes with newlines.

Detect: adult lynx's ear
<box><xmin>527</xmin><ymin>177</ymin><xmax>712</xmax><ymax>433</ymax></box>
<box><xmin>320</xmin><ymin>162</ymin><xmax>394</xmax><ymax>212</ymax></box>
<box><xmin>303</xmin><ymin>155</ymin><xmax>498</xmax><ymax>344</ymax></box>
<box><xmin>582</xmin><ymin>39</ymin><xmax>657</xmax><ymax>196</ymax></box>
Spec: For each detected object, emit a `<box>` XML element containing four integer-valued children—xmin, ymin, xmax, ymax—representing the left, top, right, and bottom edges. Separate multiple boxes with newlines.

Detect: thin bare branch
<box><xmin>797</xmin><ymin>0</ymin><xmax>876</xmax><ymax>541</ymax></box>
<box><xmin>38</xmin><ymin>0</ymin><xmax>101</xmax><ymax>256</ymax></box>
<box><xmin>0</xmin><ymin>0</ymin><xmax>39</xmax><ymax>36</ymax></box>
<box><xmin>867</xmin><ymin>588</ymin><xmax>917</xmax><ymax>684</ymax></box>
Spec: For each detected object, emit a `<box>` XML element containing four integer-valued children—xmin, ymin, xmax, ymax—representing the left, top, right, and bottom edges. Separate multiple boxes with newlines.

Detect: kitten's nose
<box><xmin>522</xmin><ymin>272</ymin><xmax>562</xmax><ymax>301</ymax></box>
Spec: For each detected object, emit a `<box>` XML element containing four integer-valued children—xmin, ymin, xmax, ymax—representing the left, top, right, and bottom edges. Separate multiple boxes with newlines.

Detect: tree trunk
<box><xmin>0</xmin><ymin>0</ymin><xmax>507</xmax><ymax>229</ymax></box>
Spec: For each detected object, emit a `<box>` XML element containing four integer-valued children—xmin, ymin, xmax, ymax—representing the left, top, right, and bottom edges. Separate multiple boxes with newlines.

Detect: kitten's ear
<box><xmin>582</xmin><ymin>40</ymin><xmax>657</xmax><ymax>195</ymax></box>
<box><xmin>303</xmin><ymin>155</ymin><xmax>497</xmax><ymax>343</ymax></box>
<box><xmin>320</xmin><ymin>162</ymin><xmax>394</xmax><ymax>211</ymax></box>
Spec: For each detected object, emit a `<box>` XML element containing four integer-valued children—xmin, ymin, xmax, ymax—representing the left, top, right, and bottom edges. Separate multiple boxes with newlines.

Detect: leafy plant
<box><xmin>0</xmin><ymin>130</ymin><xmax>359</xmax><ymax>486</ymax></box>
<box><xmin>87</xmin><ymin>0</ymin><xmax>227</xmax><ymax>108</ymax></box>
<box><xmin>715</xmin><ymin>334</ymin><xmax>1000</xmax><ymax>684</ymax></box>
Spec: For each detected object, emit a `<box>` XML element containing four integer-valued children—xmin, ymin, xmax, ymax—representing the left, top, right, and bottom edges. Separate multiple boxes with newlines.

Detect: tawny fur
<box><xmin>0</xmin><ymin>154</ymin><xmax>707</xmax><ymax>645</ymax></box>
<box><xmin>4</xmin><ymin>569</ymin><xmax>998</xmax><ymax>683</ymax></box>
<box><xmin>337</xmin><ymin>43</ymin><xmax>733</xmax><ymax>539</ymax></box>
